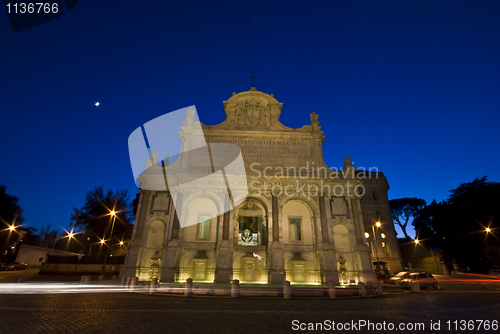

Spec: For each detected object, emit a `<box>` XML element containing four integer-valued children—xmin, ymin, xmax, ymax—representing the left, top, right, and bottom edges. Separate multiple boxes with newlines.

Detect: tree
<box><xmin>412</xmin><ymin>177</ymin><xmax>500</xmax><ymax>272</ymax></box>
<box><xmin>0</xmin><ymin>185</ymin><xmax>25</xmax><ymax>260</ymax></box>
<box><xmin>34</xmin><ymin>223</ymin><xmax>60</xmax><ymax>248</ymax></box>
<box><xmin>411</xmin><ymin>199</ymin><xmax>440</xmax><ymax>242</ymax></box>
<box><xmin>0</xmin><ymin>185</ymin><xmax>24</xmax><ymax>228</ymax></box>
<box><xmin>389</xmin><ymin>197</ymin><xmax>426</xmax><ymax>239</ymax></box>
<box><xmin>131</xmin><ymin>192</ymin><xmax>140</xmax><ymax>220</ymax></box>
<box><xmin>70</xmin><ymin>186</ymin><xmax>134</xmax><ymax>252</ymax></box>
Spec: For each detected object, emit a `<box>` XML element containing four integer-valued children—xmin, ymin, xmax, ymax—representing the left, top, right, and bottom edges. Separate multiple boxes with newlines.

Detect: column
<box><xmin>350</xmin><ymin>196</ymin><xmax>377</xmax><ymax>282</ymax></box>
<box><xmin>269</xmin><ymin>194</ymin><xmax>285</xmax><ymax>284</ymax></box>
<box><xmin>319</xmin><ymin>195</ymin><xmax>338</xmax><ymax>284</ymax></box>
<box><xmin>120</xmin><ymin>189</ymin><xmax>150</xmax><ymax>278</ymax></box>
<box><xmin>215</xmin><ymin>196</ymin><xmax>233</xmax><ymax>283</ymax></box>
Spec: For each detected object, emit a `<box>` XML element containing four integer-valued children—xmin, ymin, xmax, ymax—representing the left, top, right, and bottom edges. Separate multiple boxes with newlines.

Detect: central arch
<box><xmin>232</xmin><ymin>197</ymin><xmax>269</xmax><ymax>283</ymax></box>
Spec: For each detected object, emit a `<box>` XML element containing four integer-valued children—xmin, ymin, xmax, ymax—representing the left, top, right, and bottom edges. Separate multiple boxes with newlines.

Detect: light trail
<box><xmin>0</xmin><ymin>283</ymin><xmax>146</xmax><ymax>294</ymax></box>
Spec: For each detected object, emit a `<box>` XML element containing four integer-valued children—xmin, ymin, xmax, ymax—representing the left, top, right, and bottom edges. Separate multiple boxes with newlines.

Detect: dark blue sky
<box><xmin>1</xmin><ymin>0</ymin><xmax>499</xmax><ymax>238</ymax></box>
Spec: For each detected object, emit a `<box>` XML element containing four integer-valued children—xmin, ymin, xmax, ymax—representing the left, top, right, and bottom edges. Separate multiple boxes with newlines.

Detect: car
<box><xmin>489</xmin><ymin>269</ymin><xmax>500</xmax><ymax>277</ymax></box>
<box><xmin>400</xmin><ymin>272</ymin><xmax>438</xmax><ymax>290</ymax></box>
<box><xmin>4</xmin><ymin>262</ymin><xmax>27</xmax><ymax>271</ymax></box>
<box><xmin>388</xmin><ymin>271</ymin><xmax>412</xmax><ymax>285</ymax></box>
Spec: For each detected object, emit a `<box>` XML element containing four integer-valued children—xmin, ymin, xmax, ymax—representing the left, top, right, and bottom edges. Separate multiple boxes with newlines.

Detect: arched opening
<box><xmin>282</xmin><ymin>200</ymin><xmax>320</xmax><ymax>284</ymax></box>
<box><xmin>184</xmin><ymin>197</ymin><xmax>218</xmax><ymax>242</ymax></box>
<box><xmin>282</xmin><ymin>200</ymin><xmax>313</xmax><ymax>244</ymax></box>
<box><xmin>235</xmin><ymin>199</ymin><xmax>267</xmax><ymax>246</ymax></box>
<box><xmin>138</xmin><ymin>220</ymin><xmax>165</xmax><ymax>281</ymax></box>
<box><xmin>232</xmin><ymin>198</ymin><xmax>268</xmax><ymax>283</ymax></box>
<box><xmin>178</xmin><ymin>197</ymin><xmax>219</xmax><ymax>282</ymax></box>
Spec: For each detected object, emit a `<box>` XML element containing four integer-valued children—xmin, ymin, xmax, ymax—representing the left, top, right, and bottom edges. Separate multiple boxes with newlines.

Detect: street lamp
<box><xmin>371</xmin><ymin>221</ymin><xmax>381</xmax><ymax>273</ymax></box>
<box><xmin>1</xmin><ymin>223</ymin><xmax>18</xmax><ymax>260</ymax></box>
<box><xmin>102</xmin><ymin>210</ymin><xmax>117</xmax><ymax>275</ymax></box>
<box><xmin>50</xmin><ymin>229</ymin><xmax>76</xmax><ymax>255</ymax></box>
<box><xmin>485</xmin><ymin>227</ymin><xmax>491</xmax><ymax>233</ymax></box>
<box><xmin>88</xmin><ymin>239</ymin><xmax>106</xmax><ymax>256</ymax></box>
<box><xmin>414</xmin><ymin>239</ymin><xmax>435</xmax><ymax>257</ymax></box>
<box><xmin>414</xmin><ymin>239</ymin><xmax>437</xmax><ymax>272</ymax></box>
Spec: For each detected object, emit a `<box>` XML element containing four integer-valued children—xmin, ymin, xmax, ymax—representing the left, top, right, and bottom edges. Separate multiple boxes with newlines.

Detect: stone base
<box><xmin>119</xmin><ymin>267</ymin><xmax>136</xmax><ymax>279</ymax></box>
<box><xmin>269</xmin><ymin>271</ymin><xmax>285</xmax><ymax>284</ymax></box>
<box><xmin>160</xmin><ymin>268</ymin><xmax>177</xmax><ymax>282</ymax></box>
<box><xmin>214</xmin><ymin>269</ymin><xmax>231</xmax><ymax>283</ymax></box>
<box><xmin>322</xmin><ymin>271</ymin><xmax>340</xmax><ymax>285</ymax></box>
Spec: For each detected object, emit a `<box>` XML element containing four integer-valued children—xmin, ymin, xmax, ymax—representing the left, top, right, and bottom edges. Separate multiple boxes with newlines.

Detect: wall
<box><xmin>39</xmin><ymin>263</ymin><xmax>123</xmax><ymax>275</ymax></box>
<box><xmin>15</xmin><ymin>245</ymin><xmax>76</xmax><ymax>267</ymax></box>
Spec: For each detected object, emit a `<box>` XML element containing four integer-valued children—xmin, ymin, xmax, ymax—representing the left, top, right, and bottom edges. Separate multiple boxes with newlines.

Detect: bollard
<box><xmin>112</xmin><ymin>275</ymin><xmax>118</xmax><ymax>282</ymax></box>
<box><xmin>283</xmin><ymin>280</ymin><xmax>292</xmax><ymax>300</ymax></box>
<box><xmin>80</xmin><ymin>275</ymin><xmax>86</xmax><ymax>285</ymax></box>
<box><xmin>358</xmin><ymin>282</ymin><xmax>367</xmax><ymax>297</ymax></box>
<box><xmin>126</xmin><ymin>276</ymin><xmax>132</xmax><ymax>289</ymax></box>
<box><xmin>375</xmin><ymin>281</ymin><xmax>383</xmax><ymax>296</ymax></box>
<box><xmin>84</xmin><ymin>275</ymin><xmax>91</xmax><ymax>285</ymax></box>
<box><xmin>410</xmin><ymin>282</ymin><xmax>420</xmax><ymax>292</ymax></box>
<box><xmin>98</xmin><ymin>275</ymin><xmax>104</xmax><ymax>285</ymax></box>
<box><xmin>231</xmin><ymin>279</ymin><xmax>240</xmax><ymax>298</ymax></box>
<box><xmin>130</xmin><ymin>277</ymin><xmax>138</xmax><ymax>291</ymax></box>
<box><xmin>184</xmin><ymin>278</ymin><xmax>193</xmax><ymax>297</ymax></box>
<box><xmin>149</xmin><ymin>278</ymin><xmax>158</xmax><ymax>294</ymax></box>
<box><xmin>120</xmin><ymin>276</ymin><xmax>127</xmax><ymax>288</ymax></box>
<box><xmin>327</xmin><ymin>282</ymin><xmax>337</xmax><ymax>299</ymax></box>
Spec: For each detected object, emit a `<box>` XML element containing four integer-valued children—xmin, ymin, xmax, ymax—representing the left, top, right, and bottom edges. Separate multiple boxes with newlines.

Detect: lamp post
<box><xmin>414</xmin><ymin>239</ymin><xmax>435</xmax><ymax>258</ymax></box>
<box><xmin>414</xmin><ymin>239</ymin><xmax>437</xmax><ymax>272</ymax></box>
<box><xmin>88</xmin><ymin>239</ymin><xmax>105</xmax><ymax>256</ymax></box>
<box><xmin>102</xmin><ymin>210</ymin><xmax>117</xmax><ymax>275</ymax></box>
<box><xmin>50</xmin><ymin>230</ymin><xmax>75</xmax><ymax>255</ymax></box>
<box><xmin>1</xmin><ymin>223</ymin><xmax>17</xmax><ymax>261</ymax></box>
<box><xmin>372</xmin><ymin>221</ymin><xmax>381</xmax><ymax>273</ymax></box>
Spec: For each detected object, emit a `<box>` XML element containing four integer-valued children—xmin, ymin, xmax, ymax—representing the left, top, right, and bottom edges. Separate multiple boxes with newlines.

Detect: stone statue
<box><xmin>342</xmin><ymin>154</ymin><xmax>353</xmax><ymax>167</ymax></box>
<box><xmin>144</xmin><ymin>148</ymin><xmax>160</xmax><ymax>168</ymax></box>
<box><xmin>236</xmin><ymin>109</ymin><xmax>247</xmax><ymax>126</ymax></box>
<box><xmin>310</xmin><ymin>112</ymin><xmax>319</xmax><ymax>123</ymax></box>
<box><xmin>241</xmin><ymin>229</ymin><xmax>253</xmax><ymax>244</ymax></box>
<box><xmin>149</xmin><ymin>250</ymin><xmax>160</xmax><ymax>280</ymax></box>
<box><xmin>338</xmin><ymin>255</ymin><xmax>349</xmax><ymax>285</ymax></box>
<box><xmin>185</xmin><ymin>107</ymin><xmax>195</xmax><ymax>127</ymax></box>
<box><xmin>258</xmin><ymin>113</ymin><xmax>271</xmax><ymax>126</ymax></box>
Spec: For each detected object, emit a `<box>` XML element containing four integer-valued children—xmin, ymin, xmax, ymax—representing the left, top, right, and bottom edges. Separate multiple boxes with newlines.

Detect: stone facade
<box><xmin>121</xmin><ymin>87</ymin><xmax>402</xmax><ymax>284</ymax></box>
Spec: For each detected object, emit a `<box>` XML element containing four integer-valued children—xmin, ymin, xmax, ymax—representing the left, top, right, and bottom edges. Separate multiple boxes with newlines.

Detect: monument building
<box><xmin>121</xmin><ymin>86</ymin><xmax>403</xmax><ymax>285</ymax></box>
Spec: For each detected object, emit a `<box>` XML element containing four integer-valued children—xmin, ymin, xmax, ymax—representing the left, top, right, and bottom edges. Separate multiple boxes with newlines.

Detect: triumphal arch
<box><xmin>122</xmin><ymin>86</ymin><xmax>402</xmax><ymax>284</ymax></box>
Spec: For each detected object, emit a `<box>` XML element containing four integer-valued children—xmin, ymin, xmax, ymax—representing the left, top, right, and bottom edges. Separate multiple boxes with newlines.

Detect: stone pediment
<box><xmin>201</xmin><ymin>87</ymin><xmax>319</xmax><ymax>133</ymax></box>
<box><xmin>192</xmin><ymin>87</ymin><xmax>328</xmax><ymax>171</ymax></box>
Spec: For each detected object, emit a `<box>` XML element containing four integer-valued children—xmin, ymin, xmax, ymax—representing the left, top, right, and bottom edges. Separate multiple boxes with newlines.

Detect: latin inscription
<box><xmin>205</xmin><ymin>138</ymin><xmax>313</xmax><ymax>167</ymax></box>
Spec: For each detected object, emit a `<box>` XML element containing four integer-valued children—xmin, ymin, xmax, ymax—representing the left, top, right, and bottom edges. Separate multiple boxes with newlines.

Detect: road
<box><xmin>0</xmin><ymin>268</ymin><xmax>38</xmax><ymax>283</ymax></box>
<box><xmin>0</xmin><ymin>271</ymin><xmax>498</xmax><ymax>333</ymax></box>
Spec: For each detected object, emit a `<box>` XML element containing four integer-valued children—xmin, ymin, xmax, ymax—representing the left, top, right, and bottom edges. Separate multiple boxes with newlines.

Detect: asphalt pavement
<box><xmin>0</xmin><ymin>270</ymin><xmax>498</xmax><ymax>334</ymax></box>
